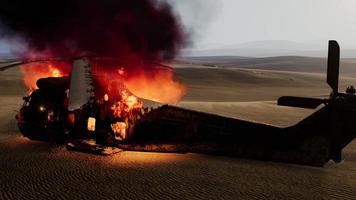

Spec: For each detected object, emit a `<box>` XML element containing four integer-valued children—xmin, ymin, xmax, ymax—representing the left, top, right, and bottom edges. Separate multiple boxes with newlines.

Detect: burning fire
<box><xmin>111</xmin><ymin>122</ymin><xmax>127</xmax><ymax>141</ymax></box>
<box><xmin>19</xmin><ymin>59</ymin><xmax>185</xmax><ymax>142</ymax></box>
<box><xmin>109</xmin><ymin>84</ymin><xmax>144</xmax><ymax>140</ymax></box>
<box><xmin>10</xmin><ymin>0</ymin><xmax>188</xmax><ymax>144</ymax></box>
<box><xmin>124</xmin><ymin>67</ymin><xmax>187</xmax><ymax>104</ymax></box>
<box><xmin>94</xmin><ymin>66</ymin><xmax>180</xmax><ymax>141</ymax></box>
<box><xmin>20</xmin><ymin>61</ymin><xmax>71</xmax><ymax>94</ymax></box>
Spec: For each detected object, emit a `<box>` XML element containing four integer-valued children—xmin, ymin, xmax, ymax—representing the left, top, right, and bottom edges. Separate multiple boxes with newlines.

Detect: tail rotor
<box><xmin>277</xmin><ymin>40</ymin><xmax>340</xmax><ymax>109</ymax></box>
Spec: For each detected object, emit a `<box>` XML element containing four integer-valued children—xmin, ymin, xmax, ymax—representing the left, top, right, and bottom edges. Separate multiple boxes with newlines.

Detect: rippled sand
<box><xmin>1</xmin><ymin>65</ymin><xmax>356</xmax><ymax>199</ymax></box>
<box><xmin>2</xmin><ymin>135</ymin><xmax>356</xmax><ymax>200</ymax></box>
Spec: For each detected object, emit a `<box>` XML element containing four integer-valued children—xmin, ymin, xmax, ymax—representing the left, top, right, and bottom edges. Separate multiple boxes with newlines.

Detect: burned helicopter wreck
<box><xmin>16</xmin><ymin>58</ymin><xmax>145</xmax><ymax>148</ymax></box>
<box><xmin>15</xmin><ymin>41</ymin><xmax>356</xmax><ymax>167</ymax></box>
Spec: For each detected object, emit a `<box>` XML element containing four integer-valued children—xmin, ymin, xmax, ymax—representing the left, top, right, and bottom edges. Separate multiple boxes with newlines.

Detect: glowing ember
<box><xmin>104</xmin><ymin>94</ymin><xmax>109</xmax><ymax>102</ymax></box>
<box><xmin>111</xmin><ymin>122</ymin><xmax>127</xmax><ymax>141</ymax></box>
<box><xmin>118</xmin><ymin>67</ymin><xmax>125</xmax><ymax>76</ymax></box>
<box><xmin>87</xmin><ymin>117</ymin><xmax>96</xmax><ymax>132</ymax></box>
<box><xmin>68</xmin><ymin>113</ymin><xmax>75</xmax><ymax>125</ymax></box>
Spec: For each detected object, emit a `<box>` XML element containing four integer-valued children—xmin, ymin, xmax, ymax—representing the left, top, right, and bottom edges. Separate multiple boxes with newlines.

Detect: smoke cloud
<box><xmin>165</xmin><ymin>0</ymin><xmax>223</xmax><ymax>48</ymax></box>
<box><xmin>0</xmin><ymin>0</ymin><xmax>188</xmax><ymax>61</ymax></box>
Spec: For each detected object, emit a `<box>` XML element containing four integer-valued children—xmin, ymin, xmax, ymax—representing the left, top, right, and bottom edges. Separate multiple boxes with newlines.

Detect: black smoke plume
<box><xmin>0</xmin><ymin>0</ymin><xmax>187</xmax><ymax>61</ymax></box>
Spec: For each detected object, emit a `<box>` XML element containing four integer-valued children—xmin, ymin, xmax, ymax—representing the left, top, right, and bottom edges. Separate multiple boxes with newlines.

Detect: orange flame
<box><xmin>101</xmin><ymin>68</ymin><xmax>145</xmax><ymax>141</ymax></box>
<box><xmin>110</xmin><ymin>90</ymin><xmax>143</xmax><ymax>119</ymax></box>
<box><xmin>105</xmin><ymin>66</ymin><xmax>186</xmax><ymax>141</ymax></box>
<box><xmin>19</xmin><ymin>59</ymin><xmax>185</xmax><ymax>141</ymax></box>
<box><xmin>110</xmin><ymin>95</ymin><xmax>143</xmax><ymax>141</ymax></box>
<box><xmin>20</xmin><ymin>62</ymin><xmax>70</xmax><ymax>94</ymax></box>
<box><xmin>111</xmin><ymin>122</ymin><xmax>127</xmax><ymax>141</ymax></box>
<box><xmin>124</xmin><ymin>68</ymin><xmax>186</xmax><ymax>104</ymax></box>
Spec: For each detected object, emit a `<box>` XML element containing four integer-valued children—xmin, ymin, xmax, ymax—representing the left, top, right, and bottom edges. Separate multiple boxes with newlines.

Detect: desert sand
<box><xmin>1</xmin><ymin>60</ymin><xmax>356</xmax><ymax>199</ymax></box>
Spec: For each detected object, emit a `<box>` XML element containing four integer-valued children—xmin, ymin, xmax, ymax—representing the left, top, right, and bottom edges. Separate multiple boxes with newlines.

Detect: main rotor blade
<box><xmin>277</xmin><ymin>96</ymin><xmax>326</xmax><ymax>109</ymax></box>
<box><xmin>327</xmin><ymin>40</ymin><xmax>340</xmax><ymax>94</ymax></box>
<box><xmin>0</xmin><ymin>61</ymin><xmax>23</xmax><ymax>71</ymax></box>
<box><xmin>68</xmin><ymin>59</ymin><xmax>95</xmax><ymax>111</ymax></box>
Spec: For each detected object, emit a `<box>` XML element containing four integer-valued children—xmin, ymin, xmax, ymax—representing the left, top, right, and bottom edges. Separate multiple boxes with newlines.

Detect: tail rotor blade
<box><xmin>277</xmin><ymin>96</ymin><xmax>326</xmax><ymax>109</ymax></box>
<box><xmin>327</xmin><ymin>40</ymin><xmax>340</xmax><ymax>94</ymax></box>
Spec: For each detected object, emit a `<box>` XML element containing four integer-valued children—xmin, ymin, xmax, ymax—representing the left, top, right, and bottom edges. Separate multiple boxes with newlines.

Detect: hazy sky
<box><xmin>171</xmin><ymin>0</ymin><xmax>356</xmax><ymax>48</ymax></box>
<box><xmin>2</xmin><ymin>0</ymin><xmax>356</xmax><ymax>53</ymax></box>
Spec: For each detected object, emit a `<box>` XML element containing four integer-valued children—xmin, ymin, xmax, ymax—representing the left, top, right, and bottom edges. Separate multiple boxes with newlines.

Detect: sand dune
<box><xmin>175</xmin><ymin>66</ymin><xmax>356</xmax><ymax>102</ymax></box>
<box><xmin>2</xmin><ymin>64</ymin><xmax>356</xmax><ymax>199</ymax></box>
<box><xmin>178</xmin><ymin>56</ymin><xmax>356</xmax><ymax>75</ymax></box>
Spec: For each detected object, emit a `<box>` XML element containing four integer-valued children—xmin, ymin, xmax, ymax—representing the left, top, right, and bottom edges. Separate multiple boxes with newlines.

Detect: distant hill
<box><xmin>224</xmin><ymin>40</ymin><xmax>323</xmax><ymax>50</ymax></box>
<box><xmin>184</xmin><ymin>40</ymin><xmax>356</xmax><ymax>58</ymax></box>
<box><xmin>178</xmin><ymin>56</ymin><xmax>356</xmax><ymax>75</ymax></box>
<box><xmin>183</xmin><ymin>48</ymin><xmax>356</xmax><ymax>58</ymax></box>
